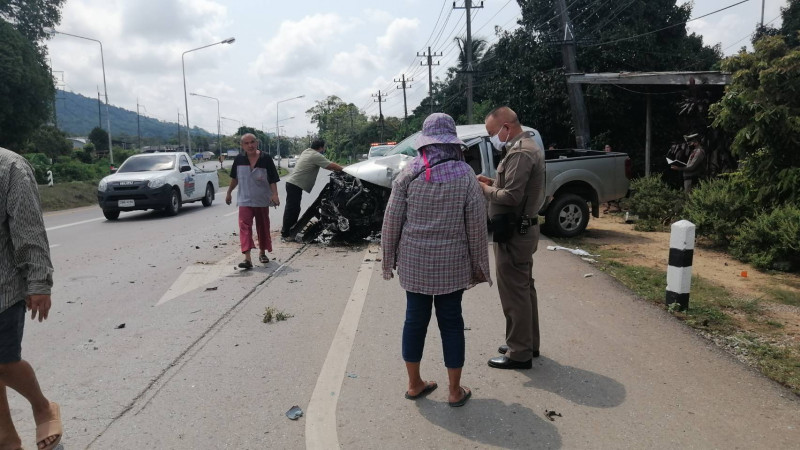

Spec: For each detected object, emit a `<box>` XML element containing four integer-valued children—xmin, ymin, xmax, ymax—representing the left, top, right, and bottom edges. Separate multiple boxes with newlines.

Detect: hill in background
<box><xmin>55</xmin><ymin>89</ymin><xmax>210</xmax><ymax>141</ymax></box>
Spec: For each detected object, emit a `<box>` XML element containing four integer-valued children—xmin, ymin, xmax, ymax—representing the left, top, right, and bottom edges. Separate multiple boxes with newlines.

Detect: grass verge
<box><xmin>556</xmin><ymin>238</ymin><xmax>800</xmax><ymax>395</ymax></box>
<box><xmin>39</xmin><ymin>181</ymin><xmax>98</xmax><ymax>212</ymax></box>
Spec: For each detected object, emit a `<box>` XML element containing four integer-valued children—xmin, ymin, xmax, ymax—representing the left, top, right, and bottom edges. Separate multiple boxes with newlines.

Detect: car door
<box><xmin>179</xmin><ymin>154</ymin><xmax>199</xmax><ymax>200</ymax></box>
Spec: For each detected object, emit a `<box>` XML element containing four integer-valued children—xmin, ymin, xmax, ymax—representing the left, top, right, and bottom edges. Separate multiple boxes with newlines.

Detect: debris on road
<box><xmin>346</xmin><ymin>373</ymin><xmax>358</xmax><ymax>378</ymax></box>
<box><xmin>546</xmin><ymin>245</ymin><xmax>597</xmax><ymax>257</ymax></box>
<box><xmin>545</xmin><ymin>410</ymin><xmax>562</xmax><ymax>421</ymax></box>
<box><xmin>263</xmin><ymin>307</ymin><xmax>294</xmax><ymax>323</ymax></box>
<box><xmin>581</xmin><ymin>257</ymin><xmax>597</xmax><ymax>263</ymax></box>
<box><xmin>583</xmin><ymin>273</ymin><xmax>594</xmax><ymax>278</ymax></box>
<box><xmin>195</xmin><ymin>246</ymin><xmax>200</xmax><ymax>249</ymax></box>
<box><xmin>115</xmin><ymin>323</ymin><xmax>125</xmax><ymax>329</ymax></box>
<box><xmin>286</xmin><ymin>406</ymin><xmax>303</xmax><ymax>420</ymax></box>
<box><xmin>204</xmin><ymin>286</ymin><xmax>218</xmax><ymax>291</ymax></box>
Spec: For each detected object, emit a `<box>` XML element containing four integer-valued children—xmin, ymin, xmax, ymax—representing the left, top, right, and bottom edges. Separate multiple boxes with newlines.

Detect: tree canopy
<box><xmin>0</xmin><ymin>20</ymin><xmax>54</xmax><ymax>150</ymax></box>
<box><xmin>0</xmin><ymin>0</ymin><xmax>66</xmax><ymax>46</ymax></box>
<box><xmin>88</xmin><ymin>126</ymin><xmax>109</xmax><ymax>152</ymax></box>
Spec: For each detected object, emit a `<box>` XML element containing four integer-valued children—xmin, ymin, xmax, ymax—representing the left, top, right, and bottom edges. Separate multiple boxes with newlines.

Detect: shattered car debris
<box><xmin>286</xmin><ymin>125</ymin><xmax>543</xmax><ymax>243</ymax></box>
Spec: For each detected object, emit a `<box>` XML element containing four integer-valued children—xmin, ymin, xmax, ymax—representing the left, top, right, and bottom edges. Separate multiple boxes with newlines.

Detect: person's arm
<box><xmin>7</xmin><ymin>160</ymin><xmax>53</xmax><ymax>321</ymax></box>
<box><xmin>381</xmin><ymin>178</ymin><xmax>408</xmax><ymax>280</ymax></box>
<box><xmin>226</xmin><ymin>178</ymin><xmax>238</xmax><ymax>205</ymax></box>
<box><xmin>269</xmin><ymin>182</ymin><xmax>280</xmax><ymax>206</ymax></box>
<box><xmin>325</xmin><ymin>162</ymin><xmax>344</xmax><ymax>171</ymax></box>
<box><xmin>484</xmin><ymin>152</ymin><xmax>533</xmax><ymax>206</ymax></box>
<box><xmin>477</xmin><ymin>174</ymin><xmax>494</xmax><ymax>186</ymax></box>
<box><xmin>464</xmin><ymin>179</ymin><xmax>491</xmax><ymax>287</ymax></box>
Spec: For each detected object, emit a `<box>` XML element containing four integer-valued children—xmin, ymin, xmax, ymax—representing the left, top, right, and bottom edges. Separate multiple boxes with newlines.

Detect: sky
<box><xmin>45</xmin><ymin>0</ymin><xmax>788</xmax><ymax>139</ymax></box>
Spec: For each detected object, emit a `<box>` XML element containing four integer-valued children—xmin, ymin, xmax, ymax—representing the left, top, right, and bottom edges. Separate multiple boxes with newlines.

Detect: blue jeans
<box><xmin>402</xmin><ymin>290</ymin><xmax>465</xmax><ymax>368</ymax></box>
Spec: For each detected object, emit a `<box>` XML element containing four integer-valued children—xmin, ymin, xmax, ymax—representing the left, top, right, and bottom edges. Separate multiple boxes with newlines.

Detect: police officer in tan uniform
<box><xmin>478</xmin><ymin>106</ymin><xmax>545</xmax><ymax>369</ymax></box>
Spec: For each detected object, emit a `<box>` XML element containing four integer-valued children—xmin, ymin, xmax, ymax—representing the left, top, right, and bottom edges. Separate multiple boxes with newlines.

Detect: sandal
<box><xmin>238</xmin><ymin>260</ymin><xmax>253</xmax><ymax>269</ymax></box>
<box><xmin>35</xmin><ymin>402</ymin><xmax>62</xmax><ymax>450</ymax></box>
<box><xmin>448</xmin><ymin>386</ymin><xmax>471</xmax><ymax>407</ymax></box>
<box><xmin>259</xmin><ymin>254</ymin><xmax>269</xmax><ymax>264</ymax></box>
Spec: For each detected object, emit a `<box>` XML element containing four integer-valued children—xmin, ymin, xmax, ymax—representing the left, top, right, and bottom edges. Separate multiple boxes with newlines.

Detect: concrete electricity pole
<box><xmin>394</xmin><ymin>74</ymin><xmax>413</xmax><ymax>123</ymax></box>
<box><xmin>136</xmin><ymin>99</ymin><xmax>143</xmax><ymax>150</ymax></box>
<box><xmin>372</xmin><ymin>90</ymin><xmax>388</xmax><ymax>141</ymax></box>
<box><xmin>557</xmin><ymin>0</ymin><xmax>590</xmax><ymax>148</ymax></box>
<box><xmin>418</xmin><ymin>47</ymin><xmax>442</xmax><ymax>114</ymax></box>
<box><xmin>454</xmin><ymin>1</ymin><xmax>483</xmax><ymax>123</ymax></box>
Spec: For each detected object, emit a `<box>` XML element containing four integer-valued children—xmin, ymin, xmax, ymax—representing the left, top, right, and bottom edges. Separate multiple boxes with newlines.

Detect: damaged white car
<box><xmin>287</xmin><ymin>124</ymin><xmax>631</xmax><ymax>242</ymax></box>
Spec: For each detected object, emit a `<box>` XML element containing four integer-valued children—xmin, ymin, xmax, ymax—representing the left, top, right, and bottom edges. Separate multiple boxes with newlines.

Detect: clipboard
<box><xmin>666</xmin><ymin>157</ymin><xmax>686</xmax><ymax>167</ymax></box>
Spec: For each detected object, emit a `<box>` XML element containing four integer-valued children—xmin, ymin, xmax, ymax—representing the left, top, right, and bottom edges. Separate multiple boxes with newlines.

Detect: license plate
<box><xmin>118</xmin><ymin>199</ymin><xmax>135</xmax><ymax>207</ymax></box>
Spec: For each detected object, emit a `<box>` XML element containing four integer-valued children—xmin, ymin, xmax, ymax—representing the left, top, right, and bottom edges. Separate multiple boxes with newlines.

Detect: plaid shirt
<box><xmin>381</xmin><ymin>162</ymin><xmax>491</xmax><ymax>295</ymax></box>
<box><xmin>0</xmin><ymin>148</ymin><xmax>53</xmax><ymax>313</ymax></box>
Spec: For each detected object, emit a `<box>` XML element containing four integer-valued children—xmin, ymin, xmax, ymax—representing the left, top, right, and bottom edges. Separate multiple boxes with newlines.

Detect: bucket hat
<box><xmin>414</xmin><ymin>113</ymin><xmax>465</xmax><ymax>150</ymax></box>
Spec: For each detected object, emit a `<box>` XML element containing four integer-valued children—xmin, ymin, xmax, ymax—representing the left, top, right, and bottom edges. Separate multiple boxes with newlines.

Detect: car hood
<box><xmin>101</xmin><ymin>171</ymin><xmax>174</xmax><ymax>183</ymax></box>
<box><xmin>342</xmin><ymin>154</ymin><xmax>414</xmax><ymax>189</ymax></box>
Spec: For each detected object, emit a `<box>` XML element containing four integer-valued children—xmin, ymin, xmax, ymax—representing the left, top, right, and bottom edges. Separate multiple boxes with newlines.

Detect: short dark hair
<box><xmin>311</xmin><ymin>139</ymin><xmax>325</xmax><ymax>150</ymax></box>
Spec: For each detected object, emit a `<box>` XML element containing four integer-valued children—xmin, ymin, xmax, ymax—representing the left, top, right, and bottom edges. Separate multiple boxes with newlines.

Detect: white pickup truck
<box><xmin>96</xmin><ymin>152</ymin><xmax>220</xmax><ymax>220</ymax></box>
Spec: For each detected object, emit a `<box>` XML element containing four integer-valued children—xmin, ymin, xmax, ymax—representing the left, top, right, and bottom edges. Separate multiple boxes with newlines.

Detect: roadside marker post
<box><xmin>666</xmin><ymin>220</ymin><xmax>695</xmax><ymax>311</ymax></box>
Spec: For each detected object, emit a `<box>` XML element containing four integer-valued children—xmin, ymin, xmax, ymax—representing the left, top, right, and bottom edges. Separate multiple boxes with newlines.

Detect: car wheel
<box><xmin>544</xmin><ymin>193</ymin><xmax>590</xmax><ymax>237</ymax></box>
<box><xmin>103</xmin><ymin>209</ymin><xmax>120</xmax><ymax>220</ymax></box>
<box><xmin>166</xmin><ymin>188</ymin><xmax>181</xmax><ymax>216</ymax></box>
<box><xmin>201</xmin><ymin>183</ymin><xmax>214</xmax><ymax>207</ymax></box>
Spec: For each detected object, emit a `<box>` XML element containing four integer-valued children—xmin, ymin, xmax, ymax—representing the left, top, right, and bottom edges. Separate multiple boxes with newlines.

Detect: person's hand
<box><xmin>479</xmin><ymin>182</ymin><xmax>492</xmax><ymax>194</ymax></box>
<box><xmin>25</xmin><ymin>294</ymin><xmax>51</xmax><ymax>322</ymax></box>
<box><xmin>270</xmin><ymin>194</ymin><xmax>280</xmax><ymax>206</ymax></box>
<box><xmin>225</xmin><ymin>192</ymin><xmax>232</xmax><ymax>205</ymax></box>
<box><xmin>477</xmin><ymin>175</ymin><xmax>493</xmax><ymax>186</ymax></box>
<box><xmin>670</xmin><ymin>165</ymin><xmax>679</xmax><ymax>171</ymax></box>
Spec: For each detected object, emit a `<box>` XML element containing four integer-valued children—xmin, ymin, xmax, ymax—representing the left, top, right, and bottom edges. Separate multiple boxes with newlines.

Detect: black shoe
<box><xmin>238</xmin><ymin>260</ymin><xmax>253</xmax><ymax>269</ymax></box>
<box><xmin>498</xmin><ymin>345</ymin><xmax>539</xmax><ymax>358</ymax></box>
<box><xmin>488</xmin><ymin>356</ymin><xmax>532</xmax><ymax>369</ymax></box>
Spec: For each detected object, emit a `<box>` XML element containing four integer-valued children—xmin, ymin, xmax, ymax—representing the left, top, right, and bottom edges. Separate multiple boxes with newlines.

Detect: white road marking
<box><xmin>46</xmin><ymin>217</ymin><xmax>104</xmax><ymax>231</ymax></box>
<box><xmin>156</xmin><ymin>252</ymin><xmax>241</xmax><ymax>306</ymax></box>
<box><xmin>306</xmin><ymin>246</ymin><xmax>377</xmax><ymax>449</ymax></box>
<box><xmin>49</xmin><ymin>244</ymin><xmax>61</xmax><ymax>249</ymax></box>
<box><xmin>224</xmin><ymin>210</ymin><xmax>238</xmax><ymax>217</ymax></box>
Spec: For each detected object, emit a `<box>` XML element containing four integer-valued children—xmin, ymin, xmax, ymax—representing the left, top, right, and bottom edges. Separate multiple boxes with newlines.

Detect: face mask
<box><xmin>490</xmin><ymin>125</ymin><xmax>508</xmax><ymax>151</ymax></box>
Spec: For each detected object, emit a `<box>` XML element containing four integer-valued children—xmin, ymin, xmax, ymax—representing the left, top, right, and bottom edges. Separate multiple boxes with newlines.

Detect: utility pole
<box><xmin>372</xmin><ymin>90</ymin><xmax>388</xmax><ymax>141</ymax></box>
<box><xmin>395</xmin><ymin>74</ymin><xmax>413</xmax><ymax>133</ymax></box>
<box><xmin>761</xmin><ymin>0</ymin><xmax>765</xmax><ymax>28</ymax></box>
<box><xmin>97</xmin><ymin>89</ymin><xmax>102</xmax><ymax>129</ymax></box>
<box><xmin>136</xmin><ymin>98</ymin><xmax>142</xmax><ymax>150</ymax></box>
<box><xmin>418</xmin><ymin>46</ymin><xmax>442</xmax><ymax>114</ymax></box>
<box><xmin>556</xmin><ymin>0</ymin><xmax>590</xmax><ymax>148</ymax></box>
<box><xmin>177</xmin><ymin>110</ymin><xmax>182</xmax><ymax>149</ymax></box>
<box><xmin>454</xmin><ymin>1</ymin><xmax>483</xmax><ymax>123</ymax></box>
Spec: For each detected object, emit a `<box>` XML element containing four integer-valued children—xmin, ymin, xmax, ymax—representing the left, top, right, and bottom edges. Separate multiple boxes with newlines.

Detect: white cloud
<box><xmin>376</xmin><ymin>18</ymin><xmax>420</xmax><ymax>59</ymax></box>
<box><xmin>250</xmin><ymin>14</ymin><xmax>357</xmax><ymax>79</ymax></box>
<box><xmin>329</xmin><ymin>45</ymin><xmax>382</xmax><ymax>76</ymax></box>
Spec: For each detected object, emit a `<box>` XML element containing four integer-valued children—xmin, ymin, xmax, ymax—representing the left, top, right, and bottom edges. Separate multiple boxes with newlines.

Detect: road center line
<box><xmin>306</xmin><ymin>246</ymin><xmax>377</xmax><ymax>449</ymax></box>
<box><xmin>46</xmin><ymin>217</ymin><xmax>104</xmax><ymax>231</ymax></box>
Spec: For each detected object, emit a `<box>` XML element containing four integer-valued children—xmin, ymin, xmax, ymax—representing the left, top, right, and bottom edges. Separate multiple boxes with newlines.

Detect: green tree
<box><xmin>781</xmin><ymin>0</ymin><xmax>800</xmax><ymax>48</ymax></box>
<box><xmin>0</xmin><ymin>20</ymin><xmax>54</xmax><ymax>150</ymax></box>
<box><xmin>710</xmin><ymin>35</ymin><xmax>800</xmax><ymax>205</ymax></box>
<box><xmin>88</xmin><ymin>126</ymin><xmax>109</xmax><ymax>152</ymax></box>
<box><xmin>0</xmin><ymin>0</ymin><xmax>66</xmax><ymax>45</ymax></box>
<box><xmin>26</xmin><ymin>124</ymin><xmax>71</xmax><ymax>157</ymax></box>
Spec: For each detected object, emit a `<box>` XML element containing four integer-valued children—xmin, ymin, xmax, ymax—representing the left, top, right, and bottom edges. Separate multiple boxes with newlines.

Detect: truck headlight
<box><xmin>98</xmin><ymin>179</ymin><xmax>108</xmax><ymax>192</ymax></box>
<box><xmin>148</xmin><ymin>177</ymin><xmax>168</xmax><ymax>189</ymax></box>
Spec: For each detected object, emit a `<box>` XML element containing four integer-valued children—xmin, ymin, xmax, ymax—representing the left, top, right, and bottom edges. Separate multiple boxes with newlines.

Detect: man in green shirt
<box><xmin>281</xmin><ymin>139</ymin><xmax>343</xmax><ymax>240</ymax></box>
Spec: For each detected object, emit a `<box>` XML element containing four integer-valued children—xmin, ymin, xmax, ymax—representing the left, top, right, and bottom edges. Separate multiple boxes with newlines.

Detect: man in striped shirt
<box><xmin>0</xmin><ymin>147</ymin><xmax>62</xmax><ymax>450</ymax></box>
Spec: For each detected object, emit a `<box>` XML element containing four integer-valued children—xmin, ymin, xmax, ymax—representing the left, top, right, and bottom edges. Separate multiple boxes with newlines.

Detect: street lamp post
<box><xmin>190</xmin><ymin>93</ymin><xmax>221</xmax><ymax>157</ymax></box>
<box><xmin>46</xmin><ymin>28</ymin><xmax>114</xmax><ymax>164</ymax></box>
<box><xmin>182</xmin><ymin>38</ymin><xmax>235</xmax><ymax>154</ymax></box>
<box><xmin>276</xmin><ymin>95</ymin><xmax>305</xmax><ymax>159</ymax></box>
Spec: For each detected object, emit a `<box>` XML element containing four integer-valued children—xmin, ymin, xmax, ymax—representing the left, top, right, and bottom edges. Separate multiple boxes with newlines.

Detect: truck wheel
<box><xmin>545</xmin><ymin>194</ymin><xmax>589</xmax><ymax>237</ymax></box>
<box><xmin>103</xmin><ymin>210</ymin><xmax>120</xmax><ymax>220</ymax></box>
<box><xmin>166</xmin><ymin>188</ymin><xmax>181</xmax><ymax>216</ymax></box>
<box><xmin>201</xmin><ymin>183</ymin><xmax>214</xmax><ymax>207</ymax></box>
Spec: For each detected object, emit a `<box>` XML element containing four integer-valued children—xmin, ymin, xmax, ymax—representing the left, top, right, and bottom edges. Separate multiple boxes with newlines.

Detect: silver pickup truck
<box><xmin>289</xmin><ymin>124</ymin><xmax>630</xmax><ymax>241</ymax></box>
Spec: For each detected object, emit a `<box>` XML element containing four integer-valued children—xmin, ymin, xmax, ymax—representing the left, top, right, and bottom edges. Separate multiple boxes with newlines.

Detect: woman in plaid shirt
<box><xmin>382</xmin><ymin>113</ymin><xmax>491</xmax><ymax>407</ymax></box>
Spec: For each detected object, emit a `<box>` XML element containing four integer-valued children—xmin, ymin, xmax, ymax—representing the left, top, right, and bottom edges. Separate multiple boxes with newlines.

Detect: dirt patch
<box><xmin>580</xmin><ymin>213</ymin><xmax>800</xmax><ymax>344</ymax></box>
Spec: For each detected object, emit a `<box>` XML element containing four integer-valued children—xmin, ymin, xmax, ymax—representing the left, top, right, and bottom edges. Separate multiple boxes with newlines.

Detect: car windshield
<box><xmin>118</xmin><ymin>155</ymin><xmax>175</xmax><ymax>173</ymax></box>
<box><xmin>384</xmin><ymin>132</ymin><xmax>420</xmax><ymax>157</ymax></box>
<box><xmin>368</xmin><ymin>145</ymin><xmax>393</xmax><ymax>157</ymax></box>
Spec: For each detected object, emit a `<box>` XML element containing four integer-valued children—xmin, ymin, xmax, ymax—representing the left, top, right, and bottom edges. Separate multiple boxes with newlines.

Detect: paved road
<box><xmin>10</xmin><ymin>163</ymin><xmax>799</xmax><ymax>449</ymax></box>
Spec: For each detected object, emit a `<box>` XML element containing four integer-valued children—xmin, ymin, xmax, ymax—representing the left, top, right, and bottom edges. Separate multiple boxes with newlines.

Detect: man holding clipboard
<box><xmin>670</xmin><ymin>133</ymin><xmax>706</xmax><ymax>193</ymax></box>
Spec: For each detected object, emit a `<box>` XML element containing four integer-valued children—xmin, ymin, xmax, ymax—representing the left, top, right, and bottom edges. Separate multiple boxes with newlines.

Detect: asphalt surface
<box><xmin>10</xmin><ymin>159</ymin><xmax>799</xmax><ymax>449</ymax></box>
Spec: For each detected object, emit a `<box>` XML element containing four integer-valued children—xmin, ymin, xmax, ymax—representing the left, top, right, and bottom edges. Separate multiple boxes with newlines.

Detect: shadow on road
<box><xmin>416</xmin><ymin>397</ymin><xmax>562</xmax><ymax>449</ymax></box>
<box><xmin>523</xmin><ymin>357</ymin><xmax>626</xmax><ymax>408</ymax></box>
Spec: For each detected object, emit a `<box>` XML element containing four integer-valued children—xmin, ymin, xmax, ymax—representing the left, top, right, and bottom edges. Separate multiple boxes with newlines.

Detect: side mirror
<box><xmin>180</xmin><ymin>165</ymin><xmax>192</xmax><ymax>173</ymax></box>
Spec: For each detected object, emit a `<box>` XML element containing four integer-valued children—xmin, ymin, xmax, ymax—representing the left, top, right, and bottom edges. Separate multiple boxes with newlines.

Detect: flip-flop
<box><xmin>238</xmin><ymin>260</ymin><xmax>253</xmax><ymax>269</ymax></box>
<box><xmin>259</xmin><ymin>254</ymin><xmax>269</xmax><ymax>264</ymax></box>
<box><xmin>35</xmin><ymin>402</ymin><xmax>62</xmax><ymax>450</ymax></box>
<box><xmin>448</xmin><ymin>386</ymin><xmax>471</xmax><ymax>407</ymax></box>
<box><xmin>405</xmin><ymin>381</ymin><xmax>438</xmax><ymax>400</ymax></box>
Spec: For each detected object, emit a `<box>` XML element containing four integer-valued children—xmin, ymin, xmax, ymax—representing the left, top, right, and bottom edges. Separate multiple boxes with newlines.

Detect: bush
<box><xmin>628</xmin><ymin>175</ymin><xmax>684</xmax><ymax>231</ymax></box>
<box><xmin>22</xmin><ymin>153</ymin><xmax>51</xmax><ymax>184</ymax></box>
<box><xmin>729</xmin><ymin>204</ymin><xmax>800</xmax><ymax>271</ymax></box>
<box><xmin>683</xmin><ymin>173</ymin><xmax>756</xmax><ymax>246</ymax></box>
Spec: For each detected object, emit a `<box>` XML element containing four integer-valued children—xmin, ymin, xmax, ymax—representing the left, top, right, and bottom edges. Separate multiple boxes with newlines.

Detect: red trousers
<box><xmin>238</xmin><ymin>206</ymin><xmax>272</xmax><ymax>253</ymax></box>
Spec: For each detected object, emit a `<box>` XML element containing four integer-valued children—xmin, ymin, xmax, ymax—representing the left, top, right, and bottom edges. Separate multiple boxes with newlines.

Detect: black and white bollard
<box><xmin>666</xmin><ymin>220</ymin><xmax>695</xmax><ymax>311</ymax></box>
